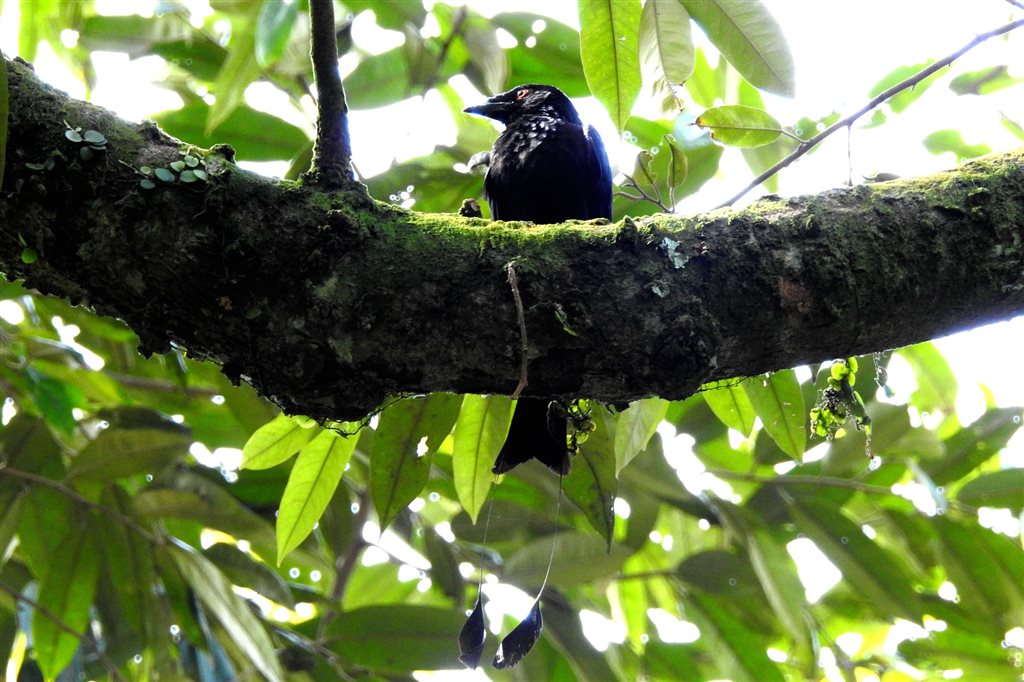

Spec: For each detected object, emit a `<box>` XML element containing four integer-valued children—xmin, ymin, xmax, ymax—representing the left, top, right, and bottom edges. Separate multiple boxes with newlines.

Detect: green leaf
<box><xmin>325</xmin><ymin>605</ymin><xmax>465</xmax><ymax>672</ymax></box>
<box><xmin>696</xmin><ymin>104</ymin><xmax>782</xmax><ymax>147</ymax></box>
<box><xmin>957</xmin><ymin>469</ymin><xmax>1024</xmax><ymax>511</ymax></box>
<box><xmin>203</xmin><ymin>543</ymin><xmax>294</xmax><ymax>607</ymax></box>
<box><xmin>638</xmin><ymin>0</ymin><xmax>694</xmax><ymax>85</ymax></box>
<box><xmin>167</xmin><ymin>544</ymin><xmax>285</xmax><ymax>682</ymax></box>
<box><xmin>95</xmin><ymin>486</ymin><xmax>158</xmax><ymax>649</ymax></box>
<box><xmin>344</xmin><ymin>48</ymin><xmax>411</xmax><ymax>109</ymax></box>
<box><xmin>744</xmin><ymin>370</ymin><xmax>805</xmax><ymax>459</ymax></box>
<box><xmin>868</xmin><ymin>61</ymin><xmax>937</xmax><ymax>113</ymax></box>
<box><xmin>154</xmin><ymin>167</ymin><xmax>175</xmax><ymax>182</ymax></box>
<box><xmin>931</xmin><ymin>515</ymin><xmax>1024</xmax><ymax>625</ymax></box>
<box><xmin>564</xmin><ymin>411</ymin><xmax>618</xmax><ymax>547</ymax></box>
<box><xmin>680</xmin><ymin>0</ymin><xmax>794</xmax><ymax>97</ymax></box>
<box><xmin>154</xmin><ymin>100</ymin><xmax>309</xmax><ymax>162</ymax></box>
<box><xmin>503</xmin><ymin>531</ymin><xmax>631</xmax><ymax>588</ymax></box>
<box><xmin>787</xmin><ymin>499</ymin><xmax>923</xmax><ymax>622</ymax></box>
<box><xmin>452</xmin><ymin>395</ymin><xmax>512</xmax><ymax>523</ymax></box>
<box><xmin>422</xmin><ymin>528</ymin><xmax>464</xmax><ymax>603</ymax></box>
<box><xmin>276</xmin><ymin>429</ymin><xmax>357</xmax><ymax>563</ymax></box>
<box><xmin>702</xmin><ymin>381</ymin><xmax>756</xmax><ymax>436</ymax></box>
<box><xmin>67</xmin><ymin>425</ymin><xmax>191</xmax><ymax>481</ymax></box>
<box><xmin>926</xmin><ymin>407</ymin><xmax>1022</xmax><ymax>485</ymax></box>
<box><xmin>494</xmin><ymin>13</ymin><xmax>588</xmax><ymax>97</ymax></box>
<box><xmin>579</xmin><ymin>0</ymin><xmax>643</xmax><ymax>131</ymax></box>
<box><xmin>685</xmin><ymin>47</ymin><xmax>727</xmax><ymax>109</ymax></box>
<box><xmin>255</xmin><ymin>0</ymin><xmax>298</xmax><ymax>68</ymax></box>
<box><xmin>32</xmin><ymin>521</ymin><xmax>101</xmax><ymax>680</ymax></box>
<box><xmin>923</xmin><ymin>129</ymin><xmax>992</xmax><ymax>162</ymax></box>
<box><xmin>683</xmin><ymin>591</ymin><xmax>785</xmax><ymax>682</ymax></box>
<box><xmin>949</xmin><ymin>65</ymin><xmax>1023</xmax><ymax>96</ymax></box>
<box><xmin>370</xmin><ymin>393</ymin><xmax>461</xmax><ymax>530</ymax></box>
<box><xmin>614</xmin><ymin>397</ymin><xmax>669</xmax><ymax>473</ymax></box>
<box><xmin>208</xmin><ymin>6</ymin><xmax>263</xmax><ymax>134</ymax></box>
<box><xmin>898</xmin><ymin>627</ymin><xmax>1019</xmax><ymax>679</ymax></box>
<box><xmin>241</xmin><ymin>413</ymin><xmax>317</xmax><ymax>469</ymax></box>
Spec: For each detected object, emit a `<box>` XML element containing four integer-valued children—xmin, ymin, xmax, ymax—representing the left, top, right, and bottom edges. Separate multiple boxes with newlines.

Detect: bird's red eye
<box><xmin>516</xmin><ymin>89</ymin><xmax>529</xmax><ymax>100</ymax></box>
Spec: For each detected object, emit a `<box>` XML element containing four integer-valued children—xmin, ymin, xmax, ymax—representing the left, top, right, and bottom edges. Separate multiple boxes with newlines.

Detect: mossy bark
<box><xmin>3</xmin><ymin>57</ymin><xmax>1023</xmax><ymax>419</ymax></box>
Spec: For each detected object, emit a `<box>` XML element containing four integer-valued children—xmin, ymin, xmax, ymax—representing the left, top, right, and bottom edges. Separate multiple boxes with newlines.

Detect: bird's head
<box><xmin>464</xmin><ymin>84</ymin><xmax>581</xmax><ymax>125</ymax></box>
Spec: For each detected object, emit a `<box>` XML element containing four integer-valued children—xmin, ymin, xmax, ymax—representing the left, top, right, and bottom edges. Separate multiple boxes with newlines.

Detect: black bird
<box><xmin>465</xmin><ymin>84</ymin><xmax>612</xmax><ymax>475</ymax></box>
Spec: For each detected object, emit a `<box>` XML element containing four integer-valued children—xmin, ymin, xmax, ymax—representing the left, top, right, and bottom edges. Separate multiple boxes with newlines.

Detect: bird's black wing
<box><xmin>485</xmin><ymin>118</ymin><xmax>609</xmax><ymax>223</ymax></box>
<box><xmin>584</xmin><ymin>124</ymin><xmax>613</xmax><ymax>220</ymax></box>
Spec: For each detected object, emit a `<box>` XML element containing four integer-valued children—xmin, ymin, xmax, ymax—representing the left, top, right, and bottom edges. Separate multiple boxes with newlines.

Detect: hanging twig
<box><xmin>717</xmin><ymin>17</ymin><xmax>1024</xmax><ymax>208</ymax></box>
<box><xmin>306</xmin><ymin>0</ymin><xmax>356</xmax><ymax>190</ymax></box>
<box><xmin>505</xmin><ymin>262</ymin><xmax>529</xmax><ymax>400</ymax></box>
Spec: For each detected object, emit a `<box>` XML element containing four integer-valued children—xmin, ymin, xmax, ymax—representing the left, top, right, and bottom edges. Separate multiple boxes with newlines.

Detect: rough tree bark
<box><xmin>2</xmin><ymin>57</ymin><xmax>1023</xmax><ymax>420</ymax></box>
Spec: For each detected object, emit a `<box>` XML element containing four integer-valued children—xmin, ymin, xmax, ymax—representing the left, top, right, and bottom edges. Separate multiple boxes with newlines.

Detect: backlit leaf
<box><xmin>564</xmin><ymin>410</ymin><xmax>617</xmax><ymax>547</ymax></box>
<box><xmin>744</xmin><ymin>371</ymin><xmax>805</xmax><ymax>459</ymax></box>
<box><xmin>579</xmin><ymin>0</ymin><xmax>643</xmax><ymax>131</ymax></box>
<box><xmin>371</xmin><ymin>393</ymin><xmax>461</xmax><ymax>530</ymax></box>
<box><xmin>277</xmin><ymin>429</ymin><xmax>357</xmax><ymax>563</ymax></box>
<box><xmin>452</xmin><ymin>395</ymin><xmax>512</xmax><ymax>523</ymax></box>
<box><xmin>325</xmin><ymin>605</ymin><xmax>465</xmax><ymax>672</ymax></box>
<box><xmin>702</xmin><ymin>381</ymin><xmax>756</xmax><ymax>436</ymax></box>
<box><xmin>639</xmin><ymin>0</ymin><xmax>694</xmax><ymax>84</ymax></box>
<box><xmin>956</xmin><ymin>469</ymin><xmax>1024</xmax><ymax>510</ymax></box>
<box><xmin>683</xmin><ymin>591</ymin><xmax>785</xmax><ymax>682</ymax></box>
<box><xmin>696</xmin><ymin>104</ymin><xmax>782</xmax><ymax>147</ymax></box>
<box><xmin>614</xmin><ymin>397</ymin><xmax>669</xmax><ymax>473</ymax></box>
<box><xmin>680</xmin><ymin>0</ymin><xmax>794</xmax><ymax>96</ymax></box>
<box><xmin>67</xmin><ymin>425</ymin><xmax>191</xmax><ymax>481</ymax></box>
<box><xmin>241</xmin><ymin>413</ymin><xmax>317</xmax><ymax>470</ymax></box>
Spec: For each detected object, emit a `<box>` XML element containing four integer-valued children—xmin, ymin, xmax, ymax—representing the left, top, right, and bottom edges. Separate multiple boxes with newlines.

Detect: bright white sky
<box><xmin>3</xmin><ymin>3</ymin><xmax>1023</xmax><ymax>677</ymax></box>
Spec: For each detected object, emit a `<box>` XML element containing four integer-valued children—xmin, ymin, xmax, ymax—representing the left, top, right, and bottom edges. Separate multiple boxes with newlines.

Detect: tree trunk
<box><xmin>3</xmin><ymin>57</ymin><xmax>1023</xmax><ymax>420</ymax></box>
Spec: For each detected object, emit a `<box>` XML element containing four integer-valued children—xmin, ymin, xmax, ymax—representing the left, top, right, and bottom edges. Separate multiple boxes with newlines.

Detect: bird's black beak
<box><xmin>463</xmin><ymin>100</ymin><xmax>510</xmax><ymax>121</ymax></box>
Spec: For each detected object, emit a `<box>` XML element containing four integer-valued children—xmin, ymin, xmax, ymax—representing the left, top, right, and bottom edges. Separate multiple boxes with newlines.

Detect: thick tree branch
<box><xmin>2</xmin><ymin>57</ymin><xmax>1023</xmax><ymax>421</ymax></box>
<box><xmin>304</xmin><ymin>0</ymin><xmax>357</xmax><ymax>190</ymax></box>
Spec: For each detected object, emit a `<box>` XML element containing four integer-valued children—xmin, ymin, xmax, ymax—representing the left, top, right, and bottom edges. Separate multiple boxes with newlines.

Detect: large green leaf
<box><xmin>702</xmin><ymin>381</ymin><xmax>756</xmax><ymax>436</ymax></box>
<box><xmin>680</xmin><ymin>0</ymin><xmax>794</xmax><ymax>96</ymax></box>
<box><xmin>241</xmin><ymin>413</ymin><xmax>318</xmax><ymax>470</ymax></box>
<box><xmin>898</xmin><ymin>627</ymin><xmax>1019</xmax><ymax>679</ymax></box>
<box><xmin>255</xmin><ymin>0</ymin><xmax>298</xmax><ymax>68</ymax></box>
<box><xmin>926</xmin><ymin>407</ymin><xmax>1022</xmax><ymax>484</ymax></box>
<box><xmin>154</xmin><ymin>100</ymin><xmax>310</xmax><ymax>162</ymax></box>
<box><xmin>930</xmin><ymin>515</ymin><xmax>1024</xmax><ymax>626</ymax></box>
<box><xmin>493</xmin><ymin>13</ymin><xmax>588</xmax><ymax>96</ymax></box>
<box><xmin>167</xmin><ymin>543</ymin><xmax>285</xmax><ymax>682</ymax></box>
<box><xmin>638</xmin><ymin>0</ymin><xmax>694</xmax><ymax>85</ymax></box>
<box><xmin>897</xmin><ymin>342</ymin><xmax>957</xmax><ymax>413</ymax></box>
<box><xmin>452</xmin><ymin>394</ymin><xmax>512</xmax><ymax>523</ymax></box>
<box><xmin>956</xmin><ymin>468</ymin><xmax>1024</xmax><ymax>510</ymax></box>
<box><xmin>614</xmin><ymin>397</ymin><xmax>669</xmax><ymax>472</ymax></box>
<box><xmin>579</xmin><ymin>0</ymin><xmax>643</xmax><ymax>131</ymax></box>
<box><xmin>32</xmin><ymin>519</ymin><xmax>100</xmax><ymax>680</ymax></box>
<box><xmin>744</xmin><ymin>370</ymin><xmax>806</xmax><ymax>460</ymax></box>
<box><xmin>683</xmin><ymin>591</ymin><xmax>785</xmax><ymax>682</ymax></box>
<box><xmin>276</xmin><ymin>429</ymin><xmax>358</xmax><ymax>563</ymax></box>
<box><xmin>203</xmin><ymin>543</ymin><xmax>294</xmax><ymax>607</ymax></box>
<box><xmin>787</xmin><ymin>499</ymin><xmax>923</xmax><ymax>622</ymax></box>
<box><xmin>67</xmin><ymin>424</ymin><xmax>191</xmax><ymax>481</ymax></box>
<box><xmin>208</xmin><ymin>5</ymin><xmax>263</xmax><ymax>133</ymax></box>
<box><xmin>923</xmin><ymin>129</ymin><xmax>993</xmax><ymax>162</ymax></box>
<box><xmin>370</xmin><ymin>393</ymin><xmax>461</xmax><ymax>530</ymax></box>
<box><xmin>696</xmin><ymin>104</ymin><xmax>782</xmax><ymax>147</ymax></box>
<box><xmin>564</xmin><ymin>411</ymin><xmax>618</xmax><ymax>547</ymax></box>
<box><xmin>325</xmin><ymin>605</ymin><xmax>465</xmax><ymax>672</ymax></box>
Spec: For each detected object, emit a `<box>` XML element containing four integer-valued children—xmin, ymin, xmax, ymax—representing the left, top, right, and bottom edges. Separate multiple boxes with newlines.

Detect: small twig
<box><xmin>616</xmin><ymin>172</ymin><xmax>673</xmax><ymax>212</ymax></box>
<box><xmin>0</xmin><ymin>464</ymin><xmax>158</xmax><ymax>544</ymax></box>
<box><xmin>505</xmin><ymin>262</ymin><xmax>529</xmax><ymax>400</ymax></box>
<box><xmin>0</xmin><ymin>580</ymin><xmax>127</xmax><ymax>681</ymax></box>
<box><xmin>305</xmin><ymin>0</ymin><xmax>355</xmax><ymax>190</ymax></box>
<box><xmin>1006</xmin><ymin>0</ymin><xmax>1024</xmax><ymax>10</ymax></box>
<box><xmin>717</xmin><ymin>17</ymin><xmax>1024</xmax><ymax>208</ymax></box>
